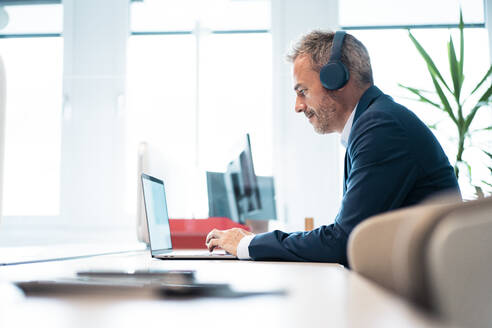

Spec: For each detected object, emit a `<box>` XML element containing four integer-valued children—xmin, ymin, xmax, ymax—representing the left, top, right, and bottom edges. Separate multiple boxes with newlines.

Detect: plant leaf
<box><xmin>483</xmin><ymin>150</ymin><xmax>492</xmax><ymax>160</ymax></box>
<box><xmin>464</xmin><ymin>83</ymin><xmax>492</xmax><ymax>131</ymax></box>
<box><xmin>430</xmin><ymin>74</ymin><xmax>457</xmax><ymax>124</ymax></box>
<box><xmin>398</xmin><ymin>83</ymin><xmax>443</xmax><ymax>110</ymax></box>
<box><xmin>471</xmin><ymin>126</ymin><xmax>492</xmax><ymax>133</ymax></box>
<box><xmin>448</xmin><ymin>35</ymin><xmax>462</xmax><ymax>102</ymax></box>
<box><xmin>470</xmin><ymin>65</ymin><xmax>492</xmax><ymax>95</ymax></box>
<box><xmin>477</xmin><ymin>84</ymin><xmax>492</xmax><ymax>104</ymax></box>
<box><xmin>459</xmin><ymin>8</ymin><xmax>464</xmax><ymax>80</ymax></box>
<box><xmin>463</xmin><ymin>160</ymin><xmax>472</xmax><ymax>180</ymax></box>
<box><xmin>474</xmin><ymin>185</ymin><xmax>485</xmax><ymax>199</ymax></box>
<box><xmin>396</xmin><ymin>85</ymin><xmax>434</xmax><ymax>94</ymax></box>
<box><xmin>482</xmin><ymin>180</ymin><xmax>492</xmax><ymax>188</ymax></box>
<box><xmin>408</xmin><ymin>30</ymin><xmax>452</xmax><ymax>94</ymax></box>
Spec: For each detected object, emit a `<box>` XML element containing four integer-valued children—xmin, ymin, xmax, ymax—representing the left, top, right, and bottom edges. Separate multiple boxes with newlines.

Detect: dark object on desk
<box><xmin>77</xmin><ymin>269</ymin><xmax>195</xmax><ymax>284</ymax></box>
<box><xmin>16</xmin><ymin>279</ymin><xmax>155</xmax><ymax>298</ymax></box>
<box><xmin>77</xmin><ymin>269</ymin><xmax>195</xmax><ymax>278</ymax></box>
<box><xmin>15</xmin><ymin>279</ymin><xmax>285</xmax><ymax>299</ymax></box>
<box><xmin>160</xmin><ymin>283</ymin><xmax>286</xmax><ymax>299</ymax></box>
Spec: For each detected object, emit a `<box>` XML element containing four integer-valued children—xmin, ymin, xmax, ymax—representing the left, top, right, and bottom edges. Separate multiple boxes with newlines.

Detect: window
<box><xmin>126</xmin><ymin>34</ymin><xmax>198</xmax><ymax>218</ymax></box>
<box><xmin>127</xmin><ymin>0</ymin><xmax>272</xmax><ymax>218</ymax></box>
<box><xmin>339</xmin><ymin>0</ymin><xmax>484</xmax><ymax>27</ymax></box>
<box><xmin>0</xmin><ymin>4</ymin><xmax>62</xmax><ymax>216</ymax></box>
<box><xmin>198</xmin><ymin>32</ymin><xmax>272</xmax><ymax>174</ymax></box>
<box><xmin>340</xmin><ymin>0</ymin><xmax>491</xmax><ymax>199</ymax></box>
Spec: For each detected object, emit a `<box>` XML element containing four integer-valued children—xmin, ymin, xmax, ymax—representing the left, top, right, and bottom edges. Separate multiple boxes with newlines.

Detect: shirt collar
<box><xmin>340</xmin><ymin>104</ymin><xmax>357</xmax><ymax>148</ymax></box>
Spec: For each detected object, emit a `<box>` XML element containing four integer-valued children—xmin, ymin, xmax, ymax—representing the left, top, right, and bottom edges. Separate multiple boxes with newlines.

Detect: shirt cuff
<box><xmin>237</xmin><ymin>235</ymin><xmax>255</xmax><ymax>260</ymax></box>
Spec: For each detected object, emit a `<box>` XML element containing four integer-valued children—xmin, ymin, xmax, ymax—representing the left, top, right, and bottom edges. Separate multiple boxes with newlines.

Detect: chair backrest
<box><xmin>390</xmin><ymin>201</ymin><xmax>463</xmax><ymax>307</ymax></box>
<box><xmin>348</xmin><ymin>196</ymin><xmax>492</xmax><ymax>327</ymax></box>
<box><xmin>426</xmin><ymin>197</ymin><xmax>492</xmax><ymax>328</ymax></box>
<box><xmin>0</xmin><ymin>55</ymin><xmax>6</xmax><ymax>223</ymax></box>
<box><xmin>348</xmin><ymin>196</ymin><xmax>462</xmax><ymax>302</ymax></box>
<box><xmin>347</xmin><ymin>204</ymin><xmax>424</xmax><ymax>292</ymax></box>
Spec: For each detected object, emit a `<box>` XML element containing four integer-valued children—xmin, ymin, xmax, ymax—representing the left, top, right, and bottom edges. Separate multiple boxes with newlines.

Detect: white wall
<box><xmin>271</xmin><ymin>0</ymin><xmax>342</xmax><ymax>231</ymax></box>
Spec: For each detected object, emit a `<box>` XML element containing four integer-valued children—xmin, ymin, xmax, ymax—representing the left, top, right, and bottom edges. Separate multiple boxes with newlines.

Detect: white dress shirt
<box><xmin>236</xmin><ymin>105</ymin><xmax>358</xmax><ymax>260</ymax></box>
<box><xmin>340</xmin><ymin>107</ymin><xmax>356</xmax><ymax>148</ymax></box>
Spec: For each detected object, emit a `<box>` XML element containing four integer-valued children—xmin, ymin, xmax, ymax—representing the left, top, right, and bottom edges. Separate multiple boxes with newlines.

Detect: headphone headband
<box><xmin>319</xmin><ymin>31</ymin><xmax>349</xmax><ymax>90</ymax></box>
<box><xmin>330</xmin><ymin>31</ymin><xmax>346</xmax><ymax>62</ymax></box>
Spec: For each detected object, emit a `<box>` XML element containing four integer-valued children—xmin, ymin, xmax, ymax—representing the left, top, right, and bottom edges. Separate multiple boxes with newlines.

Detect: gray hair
<box><xmin>287</xmin><ymin>30</ymin><xmax>373</xmax><ymax>88</ymax></box>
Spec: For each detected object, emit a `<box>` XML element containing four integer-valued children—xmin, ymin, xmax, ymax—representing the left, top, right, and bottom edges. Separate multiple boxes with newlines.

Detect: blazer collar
<box><xmin>353</xmin><ymin>85</ymin><xmax>383</xmax><ymax>124</ymax></box>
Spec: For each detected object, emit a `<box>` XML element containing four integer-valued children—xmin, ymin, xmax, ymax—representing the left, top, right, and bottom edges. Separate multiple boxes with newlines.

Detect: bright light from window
<box><xmin>0</xmin><ymin>4</ymin><xmax>62</xmax><ymax>34</ymax></box>
<box><xmin>126</xmin><ymin>35</ymin><xmax>198</xmax><ymax>218</ymax></box>
<box><xmin>340</xmin><ymin>0</ymin><xmax>484</xmax><ymax>27</ymax></box>
<box><xmin>131</xmin><ymin>0</ymin><xmax>270</xmax><ymax>32</ymax></box>
<box><xmin>198</xmin><ymin>33</ymin><xmax>273</xmax><ymax>175</ymax></box>
<box><xmin>128</xmin><ymin>0</ymin><xmax>272</xmax><ymax>218</ymax></box>
<box><xmin>126</xmin><ymin>31</ymin><xmax>273</xmax><ymax>218</ymax></box>
<box><xmin>1</xmin><ymin>37</ymin><xmax>62</xmax><ymax>215</ymax></box>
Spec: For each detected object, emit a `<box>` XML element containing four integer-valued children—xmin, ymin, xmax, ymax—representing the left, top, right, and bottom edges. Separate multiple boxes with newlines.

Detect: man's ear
<box><xmin>333</xmin><ymin>77</ymin><xmax>357</xmax><ymax>99</ymax></box>
<box><xmin>325</xmin><ymin>88</ymin><xmax>343</xmax><ymax>102</ymax></box>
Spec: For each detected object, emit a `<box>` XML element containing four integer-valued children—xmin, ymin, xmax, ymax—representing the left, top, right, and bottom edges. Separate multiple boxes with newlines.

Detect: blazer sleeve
<box><xmin>248</xmin><ymin>110</ymin><xmax>421</xmax><ymax>265</ymax></box>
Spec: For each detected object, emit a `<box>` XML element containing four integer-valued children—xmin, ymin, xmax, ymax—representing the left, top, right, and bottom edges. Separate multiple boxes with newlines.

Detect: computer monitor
<box><xmin>207</xmin><ymin>172</ymin><xmax>277</xmax><ymax>222</ymax></box>
<box><xmin>244</xmin><ymin>176</ymin><xmax>277</xmax><ymax>221</ymax></box>
<box><xmin>223</xmin><ymin>134</ymin><xmax>262</xmax><ymax>223</ymax></box>
<box><xmin>206</xmin><ymin>171</ymin><xmax>231</xmax><ymax>219</ymax></box>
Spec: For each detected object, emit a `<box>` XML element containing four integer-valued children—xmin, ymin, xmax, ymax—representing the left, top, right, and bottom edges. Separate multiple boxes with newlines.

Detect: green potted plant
<box><xmin>399</xmin><ymin>10</ymin><xmax>492</xmax><ymax>198</ymax></box>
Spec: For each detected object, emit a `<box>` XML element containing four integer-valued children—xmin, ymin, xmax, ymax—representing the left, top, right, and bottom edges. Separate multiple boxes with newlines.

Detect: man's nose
<box><xmin>295</xmin><ymin>97</ymin><xmax>306</xmax><ymax>113</ymax></box>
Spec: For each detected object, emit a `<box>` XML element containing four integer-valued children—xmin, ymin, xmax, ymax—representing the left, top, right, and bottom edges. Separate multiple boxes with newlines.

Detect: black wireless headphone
<box><xmin>319</xmin><ymin>31</ymin><xmax>349</xmax><ymax>90</ymax></box>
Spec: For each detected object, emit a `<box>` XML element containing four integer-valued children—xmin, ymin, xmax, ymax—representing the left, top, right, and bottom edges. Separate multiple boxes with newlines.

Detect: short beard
<box><xmin>312</xmin><ymin>93</ymin><xmax>338</xmax><ymax>134</ymax></box>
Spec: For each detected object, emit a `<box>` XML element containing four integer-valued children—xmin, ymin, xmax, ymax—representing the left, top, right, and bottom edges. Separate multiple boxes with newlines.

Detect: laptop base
<box><xmin>153</xmin><ymin>249</ymin><xmax>236</xmax><ymax>260</ymax></box>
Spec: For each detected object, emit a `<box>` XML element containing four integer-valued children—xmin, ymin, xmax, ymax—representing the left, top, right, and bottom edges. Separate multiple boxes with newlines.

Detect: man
<box><xmin>206</xmin><ymin>30</ymin><xmax>460</xmax><ymax>265</ymax></box>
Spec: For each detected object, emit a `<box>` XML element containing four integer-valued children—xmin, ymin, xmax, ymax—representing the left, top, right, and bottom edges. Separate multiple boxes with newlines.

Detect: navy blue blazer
<box><xmin>248</xmin><ymin>86</ymin><xmax>460</xmax><ymax>265</ymax></box>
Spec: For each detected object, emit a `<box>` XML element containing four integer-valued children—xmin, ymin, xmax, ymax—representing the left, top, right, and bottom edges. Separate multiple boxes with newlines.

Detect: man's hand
<box><xmin>205</xmin><ymin>228</ymin><xmax>254</xmax><ymax>256</ymax></box>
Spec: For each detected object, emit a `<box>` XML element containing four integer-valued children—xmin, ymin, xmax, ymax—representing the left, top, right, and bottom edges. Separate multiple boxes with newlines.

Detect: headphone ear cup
<box><xmin>320</xmin><ymin>61</ymin><xmax>349</xmax><ymax>90</ymax></box>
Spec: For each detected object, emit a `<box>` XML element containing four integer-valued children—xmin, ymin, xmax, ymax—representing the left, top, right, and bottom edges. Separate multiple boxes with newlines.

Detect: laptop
<box><xmin>141</xmin><ymin>173</ymin><xmax>236</xmax><ymax>260</ymax></box>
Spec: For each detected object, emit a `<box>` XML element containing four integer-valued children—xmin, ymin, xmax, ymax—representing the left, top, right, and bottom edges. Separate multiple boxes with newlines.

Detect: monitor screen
<box><xmin>206</xmin><ymin>171</ymin><xmax>232</xmax><ymax>219</ymax></box>
<box><xmin>141</xmin><ymin>174</ymin><xmax>173</xmax><ymax>253</ymax></box>
<box><xmin>208</xmin><ymin>173</ymin><xmax>276</xmax><ymax>221</ymax></box>
<box><xmin>244</xmin><ymin>176</ymin><xmax>277</xmax><ymax>221</ymax></box>
<box><xmin>223</xmin><ymin>134</ymin><xmax>262</xmax><ymax>223</ymax></box>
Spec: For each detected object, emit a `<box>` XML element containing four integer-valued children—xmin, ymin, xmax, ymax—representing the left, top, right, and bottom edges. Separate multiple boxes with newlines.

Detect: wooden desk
<box><xmin>0</xmin><ymin>251</ymin><xmax>449</xmax><ymax>328</ymax></box>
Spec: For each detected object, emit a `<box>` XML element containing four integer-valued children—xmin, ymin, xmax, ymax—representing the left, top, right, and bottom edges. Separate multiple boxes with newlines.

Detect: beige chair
<box><xmin>348</xmin><ymin>196</ymin><xmax>492</xmax><ymax>328</ymax></box>
<box><xmin>425</xmin><ymin>197</ymin><xmax>492</xmax><ymax>328</ymax></box>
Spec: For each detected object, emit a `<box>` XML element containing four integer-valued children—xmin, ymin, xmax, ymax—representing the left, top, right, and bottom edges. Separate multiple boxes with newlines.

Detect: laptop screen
<box><xmin>141</xmin><ymin>174</ymin><xmax>173</xmax><ymax>253</ymax></box>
